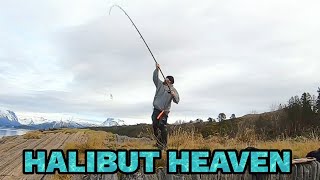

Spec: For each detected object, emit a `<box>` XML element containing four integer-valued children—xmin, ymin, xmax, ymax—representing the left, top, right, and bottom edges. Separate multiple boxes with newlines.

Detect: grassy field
<box><xmin>114</xmin><ymin>127</ymin><xmax>319</xmax><ymax>167</ymax></box>
<box><xmin>110</xmin><ymin>127</ymin><xmax>318</xmax><ymax>158</ymax></box>
<box><xmin>21</xmin><ymin>128</ymin><xmax>316</xmax><ymax>179</ymax></box>
<box><xmin>22</xmin><ymin>127</ymin><xmax>318</xmax><ymax>159</ymax></box>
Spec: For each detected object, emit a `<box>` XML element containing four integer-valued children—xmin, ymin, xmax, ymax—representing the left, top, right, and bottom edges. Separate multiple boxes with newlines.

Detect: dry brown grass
<box><xmin>48</xmin><ymin>127</ymin><xmax>319</xmax><ymax>177</ymax></box>
<box><xmin>168</xmin><ymin>128</ymin><xmax>320</xmax><ymax>159</ymax></box>
<box><xmin>116</xmin><ymin>139</ymin><xmax>154</xmax><ymax>149</ymax></box>
<box><xmin>54</xmin><ymin>129</ymin><xmax>113</xmax><ymax>179</ymax></box>
<box><xmin>43</xmin><ymin>128</ymin><xmax>88</xmax><ymax>134</ymax></box>
<box><xmin>258</xmin><ymin>138</ymin><xmax>320</xmax><ymax>158</ymax></box>
<box><xmin>63</xmin><ymin>130</ymin><xmax>111</xmax><ymax>159</ymax></box>
<box><xmin>23</xmin><ymin>131</ymin><xmax>42</xmax><ymax>139</ymax></box>
<box><xmin>60</xmin><ymin>128</ymin><xmax>79</xmax><ymax>134</ymax></box>
<box><xmin>118</xmin><ymin>127</ymin><xmax>320</xmax><ymax>160</ymax></box>
<box><xmin>51</xmin><ymin>174</ymin><xmax>72</xmax><ymax>180</ymax></box>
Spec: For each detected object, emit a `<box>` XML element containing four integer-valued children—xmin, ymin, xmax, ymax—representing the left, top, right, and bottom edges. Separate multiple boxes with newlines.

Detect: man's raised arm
<box><xmin>153</xmin><ymin>63</ymin><xmax>162</xmax><ymax>87</ymax></box>
<box><xmin>171</xmin><ymin>88</ymin><xmax>180</xmax><ymax>104</ymax></box>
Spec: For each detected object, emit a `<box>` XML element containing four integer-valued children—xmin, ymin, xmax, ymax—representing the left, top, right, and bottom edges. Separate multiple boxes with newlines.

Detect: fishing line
<box><xmin>109</xmin><ymin>5</ymin><xmax>171</xmax><ymax>91</ymax></box>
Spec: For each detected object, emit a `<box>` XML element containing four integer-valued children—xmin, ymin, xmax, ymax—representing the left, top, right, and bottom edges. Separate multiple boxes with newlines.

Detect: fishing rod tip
<box><xmin>108</xmin><ymin>5</ymin><xmax>115</xmax><ymax>15</ymax></box>
<box><xmin>108</xmin><ymin>6</ymin><xmax>113</xmax><ymax>15</ymax></box>
<box><xmin>109</xmin><ymin>4</ymin><xmax>121</xmax><ymax>15</ymax></box>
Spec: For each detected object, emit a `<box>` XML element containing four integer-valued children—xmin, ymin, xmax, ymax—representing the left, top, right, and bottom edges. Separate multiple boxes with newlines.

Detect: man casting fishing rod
<box><xmin>109</xmin><ymin>5</ymin><xmax>180</xmax><ymax>149</ymax></box>
<box><xmin>152</xmin><ymin>63</ymin><xmax>180</xmax><ymax>150</ymax></box>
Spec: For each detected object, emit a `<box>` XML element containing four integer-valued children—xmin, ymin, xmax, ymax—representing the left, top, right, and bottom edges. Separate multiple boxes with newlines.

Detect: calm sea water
<box><xmin>0</xmin><ymin>127</ymin><xmax>30</xmax><ymax>138</ymax></box>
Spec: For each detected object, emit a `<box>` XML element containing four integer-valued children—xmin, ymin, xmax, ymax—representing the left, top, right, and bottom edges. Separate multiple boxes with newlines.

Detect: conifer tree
<box><xmin>316</xmin><ymin>88</ymin><xmax>320</xmax><ymax>114</ymax></box>
<box><xmin>300</xmin><ymin>92</ymin><xmax>314</xmax><ymax>126</ymax></box>
<box><xmin>218</xmin><ymin>113</ymin><xmax>226</xmax><ymax>122</ymax></box>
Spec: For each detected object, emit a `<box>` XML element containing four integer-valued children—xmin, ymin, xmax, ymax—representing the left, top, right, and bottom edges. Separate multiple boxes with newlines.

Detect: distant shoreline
<box><xmin>0</xmin><ymin>127</ymin><xmax>30</xmax><ymax>138</ymax></box>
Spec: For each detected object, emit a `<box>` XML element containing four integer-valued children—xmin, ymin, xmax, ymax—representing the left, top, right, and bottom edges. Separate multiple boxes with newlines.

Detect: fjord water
<box><xmin>0</xmin><ymin>127</ymin><xmax>29</xmax><ymax>138</ymax></box>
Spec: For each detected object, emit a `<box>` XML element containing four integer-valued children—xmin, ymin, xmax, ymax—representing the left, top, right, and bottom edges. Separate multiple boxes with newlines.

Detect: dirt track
<box><xmin>0</xmin><ymin>130</ymin><xmax>152</xmax><ymax>180</ymax></box>
<box><xmin>0</xmin><ymin>131</ymin><xmax>100</xmax><ymax>180</ymax></box>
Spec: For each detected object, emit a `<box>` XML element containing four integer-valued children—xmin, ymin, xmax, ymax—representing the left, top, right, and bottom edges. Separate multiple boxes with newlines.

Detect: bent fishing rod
<box><xmin>109</xmin><ymin>5</ymin><xmax>171</xmax><ymax>90</ymax></box>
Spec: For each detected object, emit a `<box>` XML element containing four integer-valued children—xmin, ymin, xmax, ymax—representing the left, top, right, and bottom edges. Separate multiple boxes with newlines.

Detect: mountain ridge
<box><xmin>0</xmin><ymin>109</ymin><xmax>126</xmax><ymax>129</ymax></box>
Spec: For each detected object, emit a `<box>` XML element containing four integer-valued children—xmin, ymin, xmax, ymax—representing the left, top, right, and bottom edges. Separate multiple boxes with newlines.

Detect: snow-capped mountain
<box><xmin>31</xmin><ymin>120</ymin><xmax>85</xmax><ymax>129</ymax></box>
<box><xmin>0</xmin><ymin>109</ymin><xmax>126</xmax><ymax>129</ymax></box>
<box><xmin>19</xmin><ymin>117</ymin><xmax>49</xmax><ymax>125</ymax></box>
<box><xmin>0</xmin><ymin>109</ymin><xmax>21</xmax><ymax>127</ymax></box>
<box><xmin>102</xmin><ymin>118</ymin><xmax>126</xmax><ymax>127</ymax></box>
<box><xmin>18</xmin><ymin>115</ymin><xmax>99</xmax><ymax>128</ymax></box>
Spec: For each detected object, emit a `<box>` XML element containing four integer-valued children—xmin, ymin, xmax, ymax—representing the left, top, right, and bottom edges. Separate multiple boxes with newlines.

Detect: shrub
<box><xmin>23</xmin><ymin>131</ymin><xmax>42</xmax><ymax>139</ymax></box>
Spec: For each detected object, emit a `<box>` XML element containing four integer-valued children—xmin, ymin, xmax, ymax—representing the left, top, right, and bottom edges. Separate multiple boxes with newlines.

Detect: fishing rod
<box><xmin>109</xmin><ymin>5</ymin><xmax>171</xmax><ymax>90</ymax></box>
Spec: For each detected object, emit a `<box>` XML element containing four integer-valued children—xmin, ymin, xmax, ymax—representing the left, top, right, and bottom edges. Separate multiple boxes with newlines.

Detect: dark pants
<box><xmin>151</xmin><ymin>108</ymin><xmax>168</xmax><ymax>148</ymax></box>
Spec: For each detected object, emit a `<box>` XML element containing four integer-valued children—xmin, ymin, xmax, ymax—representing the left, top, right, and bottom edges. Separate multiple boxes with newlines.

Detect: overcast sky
<box><xmin>0</xmin><ymin>0</ymin><xmax>319</xmax><ymax>124</ymax></box>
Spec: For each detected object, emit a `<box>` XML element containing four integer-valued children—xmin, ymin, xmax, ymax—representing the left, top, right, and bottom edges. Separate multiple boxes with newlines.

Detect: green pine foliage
<box><xmin>316</xmin><ymin>87</ymin><xmax>320</xmax><ymax>114</ymax></box>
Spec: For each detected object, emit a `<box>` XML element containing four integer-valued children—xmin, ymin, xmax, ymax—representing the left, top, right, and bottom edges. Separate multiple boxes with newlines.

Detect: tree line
<box><xmin>189</xmin><ymin>87</ymin><xmax>320</xmax><ymax>139</ymax></box>
<box><xmin>254</xmin><ymin>87</ymin><xmax>320</xmax><ymax>138</ymax></box>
